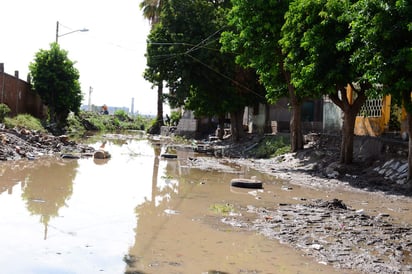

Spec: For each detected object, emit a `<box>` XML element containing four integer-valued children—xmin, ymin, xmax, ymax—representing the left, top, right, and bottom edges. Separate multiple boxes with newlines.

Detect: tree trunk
<box><xmin>156</xmin><ymin>82</ymin><xmax>164</xmax><ymax>126</ymax></box>
<box><xmin>289</xmin><ymin>99</ymin><xmax>303</xmax><ymax>152</ymax></box>
<box><xmin>217</xmin><ymin>115</ymin><xmax>225</xmax><ymax>140</ymax></box>
<box><xmin>230</xmin><ymin>109</ymin><xmax>246</xmax><ymax>142</ymax></box>
<box><xmin>282</xmin><ymin>65</ymin><xmax>303</xmax><ymax>152</ymax></box>
<box><xmin>265</xmin><ymin>104</ymin><xmax>271</xmax><ymax>133</ymax></box>
<box><xmin>402</xmin><ymin>89</ymin><xmax>412</xmax><ymax>186</ymax></box>
<box><xmin>407</xmin><ymin>112</ymin><xmax>412</xmax><ymax>182</ymax></box>
<box><xmin>329</xmin><ymin>84</ymin><xmax>367</xmax><ymax>164</ymax></box>
<box><xmin>49</xmin><ymin>106</ymin><xmax>56</xmax><ymax>124</ymax></box>
<box><xmin>148</xmin><ymin>82</ymin><xmax>164</xmax><ymax>135</ymax></box>
<box><xmin>340</xmin><ymin>109</ymin><xmax>356</xmax><ymax>164</ymax></box>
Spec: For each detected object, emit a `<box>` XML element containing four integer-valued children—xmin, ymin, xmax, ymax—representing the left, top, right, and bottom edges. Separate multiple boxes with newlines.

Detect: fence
<box><xmin>355</xmin><ymin>95</ymin><xmax>391</xmax><ymax>136</ymax></box>
<box><xmin>0</xmin><ymin>63</ymin><xmax>45</xmax><ymax>119</ymax></box>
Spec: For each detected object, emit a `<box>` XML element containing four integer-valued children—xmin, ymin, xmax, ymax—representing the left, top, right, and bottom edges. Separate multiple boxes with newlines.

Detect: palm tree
<box><xmin>140</xmin><ymin>0</ymin><xmax>162</xmax><ymax>25</ymax></box>
<box><xmin>140</xmin><ymin>0</ymin><xmax>165</xmax><ymax>134</ymax></box>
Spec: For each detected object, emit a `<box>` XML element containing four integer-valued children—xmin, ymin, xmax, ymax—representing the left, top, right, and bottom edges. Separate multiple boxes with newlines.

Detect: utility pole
<box><xmin>55</xmin><ymin>21</ymin><xmax>59</xmax><ymax>43</ymax></box>
<box><xmin>88</xmin><ymin>86</ymin><xmax>93</xmax><ymax>111</ymax></box>
<box><xmin>55</xmin><ymin>21</ymin><xmax>88</xmax><ymax>43</ymax></box>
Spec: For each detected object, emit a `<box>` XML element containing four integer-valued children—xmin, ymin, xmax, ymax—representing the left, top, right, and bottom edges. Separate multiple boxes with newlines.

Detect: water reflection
<box><xmin>0</xmin><ymin>157</ymin><xmax>78</xmax><ymax>224</ymax></box>
<box><xmin>21</xmin><ymin>159</ymin><xmax>78</xmax><ymax>240</ymax></box>
<box><xmin>0</xmin><ymin>134</ymin><xmax>348</xmax><ymax>274</ymax></box>
<box><xmin>126</xmin><ymin>144</ymin><xmax>264</xmax><ymax>273</ymax></box>
<box><xmin>0</xmin><ymin>135</ymin><xmax>155</xmax><ymax>273</ymax></box>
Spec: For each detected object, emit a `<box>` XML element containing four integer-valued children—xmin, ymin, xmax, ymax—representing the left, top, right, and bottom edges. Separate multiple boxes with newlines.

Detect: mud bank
<box><xmin>186</xmin><ymin>154</ymin><xmax>412</xmax><ymax>273</ymax></box>
<box><xmin>183</xmin><ymin>134</ymin><xmax>412</xmax><ymax>273</ymax></box>
<box><xmin>0</xmin><ymin>127</ymin><xmax>94</xmax><ymax>161</ymax></box>
<box><xmin>222</xmin><ymin>198</ymin><xmax>412</xmax><ymax>274</ymax></box>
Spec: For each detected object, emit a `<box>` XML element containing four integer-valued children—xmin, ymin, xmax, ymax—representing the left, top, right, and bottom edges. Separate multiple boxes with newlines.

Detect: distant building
<box><xmin>81</xmin><ymin>104</ymin><xmax>129</xmax><ymax>115</ymax></box>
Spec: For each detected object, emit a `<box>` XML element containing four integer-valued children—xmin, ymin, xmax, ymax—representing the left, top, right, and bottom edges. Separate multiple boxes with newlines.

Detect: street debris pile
<box><xmin>0</xmin><ymin>127</ymin><xmax>94</xmax><ymax>161</ymax></box>
<box><xmin>223</xmin><ymin>198</ymin><xmax>412</xmax><ymax>274</ymax></box>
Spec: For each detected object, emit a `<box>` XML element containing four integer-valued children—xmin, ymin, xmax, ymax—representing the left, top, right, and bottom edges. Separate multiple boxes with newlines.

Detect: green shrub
<box><xmin>0</xmin><ymin>103</ymin><xmax>11</xmax><ymax>123</ymax></box>
<box><xmin>170</xmin><ymin>110</ymin><xmax>182</xmax><ymax>126</ymax></box>
<box><xmin>89</xmin><ymin>116</ymin><xmax>106</xmax><ymax>131</ymax></box>
<box><xmin>66</xmin><ymin>110</ymin><xmax>155</xmax><ymax>132</ymax></box>
<box><xmin>112</xmin><ymin>117</ymin><xmax>121</xmax><ymax>128</ymax></box>
<box><xmin>4</xmin><ymin>114</ymin><xmax>45</xmax><ymax>132</ymax></box>
<box><xmin>273</xmin><ymin>145</ymin><xmax>290</xmax><ymax>157</ymax></box>
<box><xmin>66</xmin><ymin>112</ymin><xmax>86</xmax><ymax>137</ymax></box>
<box><xmin>252</xmin><ymin>135</ymin><xmax>291</xmax><ymax>158</ymax></box>
<box><xmin>114</xmin><ymin>109</ymin><xmax>129</xmax><ymax>121</ymax></box>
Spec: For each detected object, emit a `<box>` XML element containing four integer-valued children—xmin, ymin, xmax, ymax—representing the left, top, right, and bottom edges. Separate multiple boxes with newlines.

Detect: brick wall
<box><xmin>0</xmin><ymin>63</ymin><xmax>45</xmax><ymax>119</ymax></box>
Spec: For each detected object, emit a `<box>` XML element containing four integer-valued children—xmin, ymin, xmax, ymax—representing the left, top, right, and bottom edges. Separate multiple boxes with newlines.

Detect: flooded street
<box><xmin>0</xmin><ymin>133</ymin><xmax>410</xmax><ymax>273</ymax></box>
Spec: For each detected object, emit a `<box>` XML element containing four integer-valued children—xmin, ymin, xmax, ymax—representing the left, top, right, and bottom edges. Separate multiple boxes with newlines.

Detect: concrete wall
<box><xmin>0</xmin><ymin>63</ymin><xmax>45</xmax><ymax>119</ymax></box>
<box><xmin>269</xmin><ymin>97</ymin><xmax>291</xmax><ymax>123</ymax></box>
<box><xmin>354</xmin><ymin>95</ymin><xmax>391</xmax><ymax>137</ymax></box>
<box><xmin>267</xmin><ymin>98</ymin><xmax>324</xmax><ymax>133</ymax></box>
<box><xmin>323</xmin><ymin>96</ymin><xmax>342</xmax><ymax>133</ymax></box>
<box><xmin>175</xmin><ymin>110</ymin><xmax>198</xmax><ymax>138</ymax></box>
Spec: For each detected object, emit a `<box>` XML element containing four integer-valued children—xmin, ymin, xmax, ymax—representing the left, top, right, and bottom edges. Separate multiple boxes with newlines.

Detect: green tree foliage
<box><xmin>169</xmin><ymin>110</ymin><xmax>181</xmax><ymax>126</ymax></box>
<box><xmin>221</xmin><ymin>0</ymin><xmax>289</xmax><ymax>97</ymax></box>
<box><xmin>145</xmin><ymin>0</ymin><xmax>264</xmax><ymax>141</ymax></box>
<box><xmin>29</xmin><ymin>43</ymin><xmax>82</xmax><ymax>129</ymax></box>
<box><xmin>279</xmin><ymin>0</ymin><xmax>376</xmax><ymax>164</ymax></box>
<box><xmin>345</xmin><ymin>0</ymin><xmax>412</xmax><ymax>109</ymax></box>
<box><xmin>221</xmin><ymin>0</ymin><xmax>306</xmax><ymax>151</ymax></box>
<box><xmin>0</xmin><ymin>103</ymin><xmax>11</xmax><ymax>122</ymax></box>
<box><xmin>140</xmin><ymin>0</ymin><xmax>164</xmax><ymax>25</ymax></box>
<box><xmin>347</xmin><ymin>0</ymin><xmax>412</xmax><ymax>179</ymax></box>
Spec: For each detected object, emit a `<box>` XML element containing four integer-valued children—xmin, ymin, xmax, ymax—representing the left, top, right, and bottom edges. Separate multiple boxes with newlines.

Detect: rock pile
<box><xmin>223</xmin><ymin>199</ymin><xmax>412</xmax><ymax>274</ymax></box>
<box><xmin>374</xmin><ymin>159</ymin><xmax>409</xmax><ymax>185</ymax></box>
<box><xmin>0</xmin><ymin>127</ymin><xmax>94</xmax><ymax>161</ymax></box>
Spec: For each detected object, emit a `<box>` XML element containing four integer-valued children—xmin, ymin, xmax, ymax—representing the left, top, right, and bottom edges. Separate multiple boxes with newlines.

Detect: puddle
<box><xmin>2</xmin><ymin>134</ymin><xmax>408</xmax><ymax>273</ymax></box>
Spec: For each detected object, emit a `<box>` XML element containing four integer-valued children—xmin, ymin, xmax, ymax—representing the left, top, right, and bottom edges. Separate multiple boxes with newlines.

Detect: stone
<box><xmin>94</xmin><ymin>150</ymin><xmax>111</xmax><ymax>159</ymax></box>
<box><xmin>397</xmin><ymin>163</ymin><xmax>408</xmax><ymax>174</ymax></box>
<box><xmin>382</xmin><ymin>159</ymin><xmax>394</xmax><ymax>169</ymax></box>
<box><xmin>59</xmin><ymin>135</ymin><xmax>69</xmax><ymax>143</ymax></box>
<box><xmin>389</xmin><ymin>160</ymin><xmax>400</xmax><ymax>170</ymax></box>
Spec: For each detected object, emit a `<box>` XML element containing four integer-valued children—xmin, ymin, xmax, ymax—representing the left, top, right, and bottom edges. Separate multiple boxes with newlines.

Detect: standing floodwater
<box><xmin>0</xmin><ymin>133</ymin><xmax>364</xmax><ymax>273</ymax></box>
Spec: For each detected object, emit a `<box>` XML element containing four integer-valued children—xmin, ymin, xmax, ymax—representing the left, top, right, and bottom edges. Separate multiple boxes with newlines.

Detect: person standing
<box><xmin>102</xmin><ymin>104</ymin><xmax>109</xmax><ymax>115</ymax></box>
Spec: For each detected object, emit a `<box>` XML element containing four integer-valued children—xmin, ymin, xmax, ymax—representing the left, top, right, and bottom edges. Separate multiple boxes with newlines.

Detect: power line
<box><xmin>147</xmin><ymin>26</ymin><xmax>225</xmax><ymax>61</ymax></box>
<box><xmin>144</xmin><ymin>27</ymin><xmax>264</xmax><ymax>99</ymax></box>
<box><xmin>184</xmin><ymin>27</ymin><xmax>226</xmax><ymax>55</ymax></box>
<box><xmin>186</xmin><ymin>53</ymin><xmax>265</xmax><ymax>99</ymax></box>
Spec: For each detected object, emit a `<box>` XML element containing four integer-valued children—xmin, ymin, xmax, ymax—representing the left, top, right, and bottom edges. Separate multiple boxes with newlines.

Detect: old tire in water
<box><xmin>230</xmin><ymin>178</ymin><xmax>263</xmax><ymax>189</ymax></box>
<box><xmin>161</xmin><ymin>153</ymin><xmax>177</xmax><ymax>159</ymax></box>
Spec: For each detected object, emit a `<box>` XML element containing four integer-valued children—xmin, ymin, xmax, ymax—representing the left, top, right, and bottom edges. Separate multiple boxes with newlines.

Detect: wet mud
<box><xmin>1</xmin><ymin>132</ymin><xmax>412</xmax><ymax>273</ymax></box>
<box><xmin>0</xmin><ymin>127</ymin><xmax>94</xmax><ymax>160</ymax></box>
<box><xmin>183</xmin><ymin>152</ymin><xmax>412</xmax><ymax>273</ymax></box>
<box><xmin>223</xmin><ymin>198</ymin><xmax>412</xmax><ymax>274</ymax></box>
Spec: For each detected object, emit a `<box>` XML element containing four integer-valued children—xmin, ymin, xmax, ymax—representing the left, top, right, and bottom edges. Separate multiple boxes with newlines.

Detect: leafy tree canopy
<box><xmin>221</xmin><ymin>0</ymin><xmax>291</xmax><ymax>103</ymax></box>
<box><xmin>346</xmin><ymin>0</ymin><xmax>412</xmax><ymax>109</ymax></box>
<box><xmin>144</xmin><ymin>0</ymin><xmax>264</xmax><ymax>118</ymax></box>
<box><xmin>281</xmin><ymin>0</ymin><xmax>354</xmax><ymax>95</ymax></box>
<box><xmin>221</xmin><ymin>0</ymin><xmax>313</xmax><ymax>151</ymax></box>
<box><xmin>29</xmin><ymin>43</ymin><xmax>82</xmax><ymax>128</ymax></box>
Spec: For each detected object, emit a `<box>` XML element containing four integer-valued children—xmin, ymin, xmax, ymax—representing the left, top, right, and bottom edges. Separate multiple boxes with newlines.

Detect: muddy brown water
<box><xmin>0</xmin><ymin>133</ymin><xmax>410</xmax><ymax>273</ymax></box>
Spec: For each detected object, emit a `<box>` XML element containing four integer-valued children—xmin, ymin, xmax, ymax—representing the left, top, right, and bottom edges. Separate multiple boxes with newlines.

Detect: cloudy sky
<box><xmin>0</xmin><ymin>0</ymin><xmax>167</xmax><ymax>115</ymax></box>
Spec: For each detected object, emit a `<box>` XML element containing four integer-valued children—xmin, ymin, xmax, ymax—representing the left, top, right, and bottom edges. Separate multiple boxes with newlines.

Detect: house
<box><xmin>172</xmin><ymin>84</ymin><xmax>400</xmax><ymax>139</ymax></box>
<box><xmin>246</xmin><ymin>98</ymin><xmax>324</xmax><ymax>135</ymax></box>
